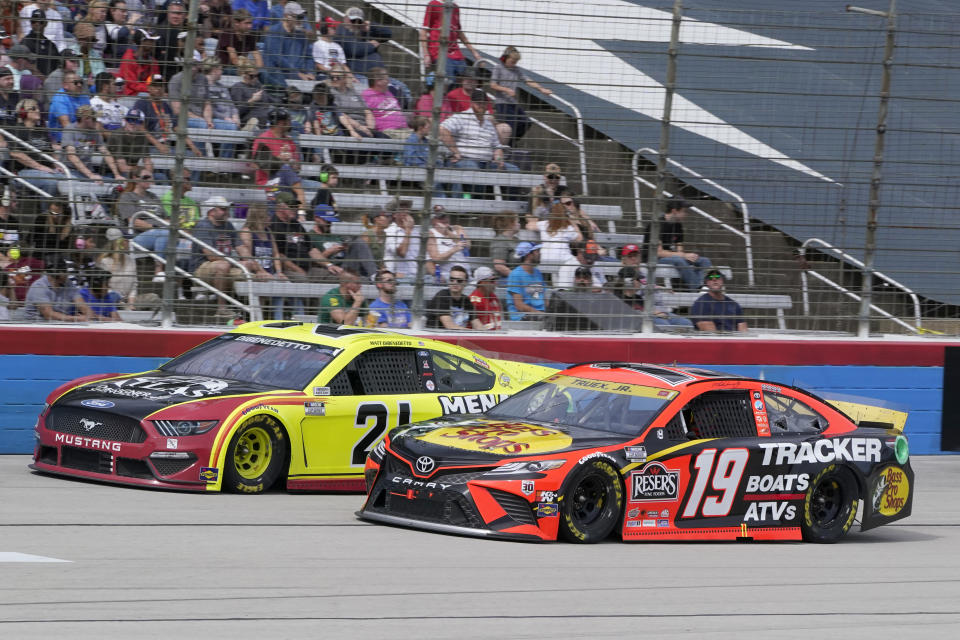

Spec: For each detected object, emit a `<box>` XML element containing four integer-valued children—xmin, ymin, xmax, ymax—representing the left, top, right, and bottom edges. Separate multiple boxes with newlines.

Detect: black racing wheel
<box><xmin>802</xmin><ymin>464</ymin><xmax>859</xmax><ymax>543</ymax></box>
<box><xmin>558</xmin><ymin>459</ymin><xmax>624</xmax><ymax>543</ymax></box>
<box><xmin>223</xmin><ymin>418</ymin><xmax>288</xmax><ymax>494</ymax></box>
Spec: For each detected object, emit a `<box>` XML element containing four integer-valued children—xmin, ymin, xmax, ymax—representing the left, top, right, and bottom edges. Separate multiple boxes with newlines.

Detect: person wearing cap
<box><xmin>420</xmin><ymin>0</ymin><xmax>479</xmax><ymax>80</ymax></box>
<box><xmin>78</xmin><ymin>267</ymin><xmax>123</xmax><ymax>321</ymax></box>
<box><xmin>529</xmin><ymin>162</ymin><xmax>570</xmax><ymax>216</ymax></box>
<box><xmin>268</xmin><ymin>192</ymin><xmax>328</xmax><ymax>282</ymax></box>
<box><xmin>21</xmin><ymin>9</ymin><xmax>58</xmax><ymax>77</ymax></box>
<box><xmin>428</xmin><ymin>264</ymin><xmax>482</xmax><ymax>330</ymax></box>
<box><xmin>490</xmin><ymin>46</ymin><xmax>553</xmax><ymax>147</ymax></box>
<box><xmin>231</xmin><ymin>0</ymin><xmax>270</xmax><ymax>32</ymax></box>
<box><xmin>556</xmin><ymin>240</ymin><xmax>605</xmax><ymax>291</ymax></box>
<box><xmin>21</xmin><ymin>256</ymin><xmax>93</xmax><ymax>322</ymax></box>
<box><xmin>335</xmin><ymin>6</ymin><xmax>392</xmax><ymax>74</ymax></box>
<box><xmin>468</xmin><ymin>266</ymin><xmax>503</xmax><ymax>330</ymax></box>
<box><xmin>132</xmin><ymin>75</ymin><xmax>204</xmax><ymax>157</ymax></box>
<box><xmin>4</xmin><ymin>44</ymin><xmax>38</xmax><ymax>92</ymax></box>
<box><xmin>118</xmin><ymin>28</ymin><xmax>160</xmax><ymax>95</ymax></box>
<box><xmin>17</xmin><ymin>1</ymin><xmax>65</xmax><ymax>53</ymax></box>
<box><xmin>312</xmin><ymin>20</ymin><xmax>345</xmax><ymax>77</ymax></box>
<box><xmin>62</xmin><ymin>104</ymin><xmax>122</xmax><ymax>184</ymax></box>
<box><xmin>217</xmin><ymin>9</ymin><xmax>262</xmax><ymax>69</ymax></box>
<box><xmin>368</xmin><ymin>269</ymin><xmax>411</xmax><ymax>328</ymax></box>
<box><xmin>107</xmin><ymin>107</ymin><xmax>155</xmax><ymax>179</ymax></box>
<box><xmin>42</xmin><ymin>51</ymin><xmax>80</xmax><ymax>107</ymax></box>
<box><xmin>72</xmin><ymin>22</ymin><xmax>107</xmax><ymax>84</ymax></box>
<box><xmin>283</xmin><ymin>84</ymin><xmax>310</xmax><ymax>135</ymax></box>
<box><xmin>0</xmin><ymin>67</ymin><xmax>17</xmax><ymax>128</ymax></box>
<box><xmin>98</xmin><ymin>226</ymin><xmax>137</xmax><ymax>305</ymax></box>
<box><xmin>608</xmin><ymin>266</ymin><xmax>692</xmax><ymax>328</ymax></box>
<box><xmin>229</xmin><ymin>55</ymin><xmax>280</xmax><ymax>131</ymax></box>
<box><xmin>642</xmin><ymin>199</ymin><xmax>713</xmax><ymax>291</ymax></box>
<box><xmin>439</xmin><ymin>88</ymin><xmax>518</xmax><ymax>198</ymax></box>
<box><xmin>443</xmin><ymin>68</ymin><xmax>505</xmax><ymax>142</ymax></box>
<box><xmin>252</xmin><ymin>108</ymin><xmax>311</xmax><ymax>208</ymax></box>
<box><xmin>190</xmin><ymin>195</ymin><xmax>241</xmax><ymax>320</ymax></box>
<box><xmin>383</xmin><ymin>198</ymin><xmax>420</xmax><ymax>281</ymax></box>
<box><xmin>305</xmin><ymin>206</ymin><xmax>346</xmax><ymax>280</ymax></box>
<box><xmin>90</xmin><ymin>71</ymin><xmax>129</xmax><ymax>134</ymax></box>
<box><xmin>505</xmin><ymin>241</ymin><xmax>545</xmax><ymax>321</ymax></box>
<box><xmin>48</xmin><ymin>71</ymin><xmax>92</xmax><ymax>143</ymax></box>
<box><xmin>689</xmin><ymin>269</ymin><xmax>746</xmax><ymax>332</ymax></box>
<box><xmin>262</xmin><ymin>2</ymin><xmax>314</xmax><ymax>88</ymax></box>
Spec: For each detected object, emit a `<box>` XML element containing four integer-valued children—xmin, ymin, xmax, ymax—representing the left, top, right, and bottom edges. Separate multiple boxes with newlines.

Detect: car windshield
<box><xmin>160</xmin><ymin>334</ymin><xmax>339</xmax><ymax>389</ymax></box>
<box><xmin>486</xmin><ymin>374</ymin><xmax>678</xmax><ymax>436</ymax></box>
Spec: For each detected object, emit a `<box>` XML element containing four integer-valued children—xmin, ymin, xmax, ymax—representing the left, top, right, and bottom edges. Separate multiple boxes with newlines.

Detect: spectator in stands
<box><xmin>231</xmin><ymin>0</ymin><xmax>268</xmax><ymax>32</ymax></box>
<box><xmin>284</xmin><ymin>85</ymin><xmax>309</xmax><ymax>135</ymax></box>
<box><xmin>269</xmin><ymin>191</ymin><xmax>318</xmax><ymax>282</ymax></box>
<box><xmin>505</xmin><ymin>241</ymin><xmax>545</xmax><ymax>321</ymax></box>
<box><xmin>107</xmin><ymin>108</ymin><xmax>154</xmax><ymax>180</ymax></box>
<box><xmin>170</xmin><ymin>57</ymin><xmax>239</xmax><ymax>160</ymax></box>
<box><xmin>489</xmin><ymin>212</ymin><xmax>520</xmax><ymax>278</ymax></box>
<box><xmin>0</xmin><ymin>189</ymin><xmax>23</xmax><ymax>251</ymax></box>
<box><xmin>230</xmin><ymin>56</ymin><xmax>279</xmax><ymax>131</ymax></box>
<box><xmin>62</xmin><ymin>105</ymin><xmax>123</xmax><ymax>185</ymax></box>
<box><xmin>205</xmin><ymin>58</ymin><xmax>241</xmax><ymax>165</ymax></box>
<box><xmin>690</xmin><ymin>269</ymin><xmax>746</xmax><ymax>332</ymax></box>
<box><xmin>237</xmin><ymin>204</ymin><xmax>291</xmax><ymax>318</ymax></box>
<box><xmin>643</xmin><ymin>199</ymin><xmax>712</xmax><ymax>291</ymax></box>
<box><xmin>217</xmin><ymin>9</ymin><xmax>261</xmax><ymax>69</ymax></box>
<box><xmin>421</xmin><ymin>0</ymin><xmax>479</xmax><ymax>81</ymax></box>
<box><xmin>312</xmin><ymin>22</ymin><xmax>345</xmax><ymax>77</ymax></box>
<box><xmin>106</xmin><ymin>1</ymin><xmax>135</xmax><ymax>61</ymax></box>
<box><xmin>48</xmin><ymin>70</ymin><xmax>92</xmax><ymax>143</ymax></box>
<box><xmin>335</xmin><ymin>6</ymin><xmax>391</xmax><ymax>75</ymax></box>
<box><xmin>529</xmin><ymin>163</ymin><xmax>568</xmax><ymax>216</ymax></box>
<box><xmin>490</xmin><ymin>46</ymin><xmax>553</xmax><ymax>147</ymax></box>
<box><xmin>262</xmin><ymin>2</ymin><xmax>314</xmax><ymax>88</ymax></box>
<box><xmin>317</xmin><ymin>267</ymin><xmax>367</xmax><ymax>325</ymax></box>
<box><xmin>401</xmin><ymin>116</ymin><xmax>430</xmax><ymax>167</ymax></box>
<box><xmin>358</xmin><ymin>208</ymin><xmax>391</xmax><ymax>275</ymax></box>
<box><xmin>556</xmin><ymin>240</ymin><xmax>604</xmax><ymax>290</ymax></box>
<box><xmin>309</xmin><ymin>164</ymin><xmax>338</xmax><ymax>214</ymax></box>
<box><xmin>442</xmin><ymin>68</ymin><xmax>511</xmax><ymax>144</ymax></box>
<box><xmin>362</xmin><ymin>67</ymin><xmax>411</xmax><ymax>140</ymax></box>
<box><xmin>562</xmin><ymin>195</ymin><xmax>602</xmax><ymax>243</ymax></box>
<box><xmin>428</xmin><ymin>264</ymin><xmax>481</xmax><ymax>329</ymax></box>
<box><xmin>306</xmin><ymin>208</ymin><xmax>347</xmax><ymax>281</ymax></box>
<box><xmin>155</xmin><ymin>1</ymin><xmax>186</xmax><ymax>79</ymax></box>
<box><xmin>369</xmin><ymin>269</ymin><xmax>411</xmax><ymax>328</ymax></box>
<box><xmin>42</xmin><ymin>52</ymin><xmax>80</xmax><ymax>109</ymax></box>
<box><xmin>31</xmin><ymin>199</ymin><xmax>72</xmax><ymax>266</ymax></box>
<box><xmin>21</xmin><ymin>9</ymin><xmax>58</xmax><ymax>77</ymax></box>
<box><xmin>439</xmin><ymin>89</ymin><xmax>518</xmax><ymax>197</ymax></box>
<box><xmin>116</xmin><ymin>171</ymin><xmax>162</xmax><ymax>230</ymax></box>
<box><xmin>383</xmin><ymin>198</ymin><xmax>421</xmax><ymax>281</ymax></box>
<box><xmin>327</xmin><ymin>64</ymin><xmax>374</xmax><ymax>127</ymax></box>
<box><xmin>190</xmin><ymin>195</ymin><xmax>240</xmax><ymax>320</ymax></box>
<box><xmin>91</xmin><ymin>72</ymin><xmax>128</xmax><ymax>134</ymax></box>
<box><xmin>160</xmin><ymin>169</ymin><xmax>200</xmax><ymax>231</ymax></box>
<box><xmin>10</xmin><ymin>97</ymin><xmax>64</xmax><ymax>197</ymax></box>
<box><xmin>18</xmin><ymin>0</ymin><xmax>65</xmax><ymax>52</ymax></box>
<box><xmin>469</xmin><ymin>266</ymin><xmax>503</xmax><ymax>330</ymax></box>
<box><xmin>609</xmin><ymin>265</ymin><xmax>692</xmax><ymax>329</ymax></box>
<box><xmin>84</xmin><ymin>1</ymin><xmax>111</xmax><ymax>57</ymax></box>
<box><xmin>3</xmin><ymin>45</ymin><xmax>32</xmax><ymax>92</ymax></box>
<box><xmin>79</xmin><ymin>267</ymin><xmax>122</xmax><ymax>321</ymax></box>
<box><xmin>21</xmin><ymin>256</ymin><xmax>93</xmax><ymax>322</ymax></box>
<box><xmin>98</xmin><ymin>227</ymin><xmax>137</xmax><ymax>306</ymax></box>
<box><xmin>118</xmin><ymin>28</ymin><xmax>160</xmax><ymax>95</ymax></box>
<box><xmin>199</xmin><ymin>0</ymin><xmax>232</xmax><ymax>40</ymax></box>
<box><xmin>251</xmin><ymin>107</ymin><xmax>309</xmax><ymax>208</ymax></box>
<box><xmin>0</xmin><ymin>67</ymin><xmax>17</xmax><ymax>127</ymax></box>
<box><xmin>526</xmin><ymin>202</ymin><xmax>582</xmax><ymax>277</ymax></box>
<box><xmin>133</xmin><ymin>74</ymin><xmax>204</xmax><ymax>156</ymax></box>
<box><xmin>74</xmin><ymin>22</ymin><xmax>107</xmax><ymax>85</ymax></box>
<box><xmin>426</xmin><ymin>208</ymin><xmax>470</xmax><ymax>283</ymax></box>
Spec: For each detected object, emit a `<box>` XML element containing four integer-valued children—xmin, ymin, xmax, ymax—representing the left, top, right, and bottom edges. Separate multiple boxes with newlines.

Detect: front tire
<box><xmin>224</xmin><ymin>419</ymin><xmax>287</xmax><ymax>494</ymax></box>
<box><xmin>558</xmin><ymin>460</ymin><xmax>624</xmax><ymax>543</ymax></box>
<box><xmin>802</xmin><ymin>464</ymin><xmax>859</xmax><ymax>543</ymax></box>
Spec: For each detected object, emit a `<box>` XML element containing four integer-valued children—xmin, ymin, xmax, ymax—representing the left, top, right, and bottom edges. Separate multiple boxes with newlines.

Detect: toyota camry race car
<box><xmin>30</xmin><ymin>322</ymin><xmax>552</xmax><ymax>493</ymax></box>
<box><xmin>359</xmin><ymin>363</ymin><xmax>913</xmax><ymax>543</ymax></box>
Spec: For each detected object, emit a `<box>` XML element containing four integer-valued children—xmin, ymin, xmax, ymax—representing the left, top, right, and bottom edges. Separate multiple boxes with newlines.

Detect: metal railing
<box><xmin>799</xmin><ymin>237</ymin><xmax>921</xmax><ymax>333</ymax></box>
<box><xmin>0</xmin><ymin>129</ymin><xmax>75</xmax><ymax>217</ymax></box>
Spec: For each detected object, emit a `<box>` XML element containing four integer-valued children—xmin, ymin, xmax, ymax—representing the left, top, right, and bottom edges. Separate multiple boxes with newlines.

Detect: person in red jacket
<box><xmin>118</xmin><ymin>29</ymin><xmax>160</xmax><ymax>96</ymax></box>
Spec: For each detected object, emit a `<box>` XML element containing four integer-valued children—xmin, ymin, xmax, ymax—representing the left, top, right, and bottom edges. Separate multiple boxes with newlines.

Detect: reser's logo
<box><xmin>79</xmin><ymin>418</ymin><xmax>102</xmax><ymax>432</ymax></box>
<box><xmin>415</xmin><ymin>456</ymin><xmax>435</xmax><ymax>474</ymax></box>
<box><xmin>630</xmin><ymin>462</ymin><xmax>679</xmax><ymax>502</ymax></box>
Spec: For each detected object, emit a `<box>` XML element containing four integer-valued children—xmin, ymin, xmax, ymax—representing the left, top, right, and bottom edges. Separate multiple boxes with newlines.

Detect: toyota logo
<box><xmin>415</xmin><ymin>456</ymin><xmax>435</xmax><ymax>474</ymax></box>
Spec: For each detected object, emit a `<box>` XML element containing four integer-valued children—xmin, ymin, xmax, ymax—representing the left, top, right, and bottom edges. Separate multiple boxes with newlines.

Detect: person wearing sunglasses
<box><xmin>62</xmin><ymin>105</ymin><xmax>124</xmax><ymax>185</ymax></box>
<box><xmin>690</xmin><ymin>269</ymin><xmax>747</xmax><ymax>332</ymax></box>
<box><xmin>427</xmin><ymin>264</ymin><xmax>483</xmax><ymax>330</ymax></box>
<box><xmin>368</xmin><ymin>269</ymin><xmax>411</xmax><ymax>328</ymax></box>
<box><xmin>47</xmin><ymin>70</ymin><xmax>92</xmax><ymax>144</ymax></box>
<box><xmin>529</xmin><ymin>162</ymin><xmax>570</xmax><ymax>217</ymax></box>
<box><xmin>642</xmin><ymin>199</ymin><xmax>713</xmax><ymax>291</ymax></box>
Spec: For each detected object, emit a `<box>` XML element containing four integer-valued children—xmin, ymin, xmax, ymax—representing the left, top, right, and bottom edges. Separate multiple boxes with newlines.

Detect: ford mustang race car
<box><xmin>30</xmin><ymin>322</ymin><xmax>552</xmax><ymax>493</ymax></box>
<box><xmin>359</xmin><ymin>362</ymin><xmax>913</xmax><ymax>543</ymax></box>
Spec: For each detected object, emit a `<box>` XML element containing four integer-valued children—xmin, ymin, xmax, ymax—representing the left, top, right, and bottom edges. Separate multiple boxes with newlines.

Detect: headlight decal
<box><xmin>153</xmin><ymin>420</ymin><xmax>219</xmax><ymax>437</ymax></box>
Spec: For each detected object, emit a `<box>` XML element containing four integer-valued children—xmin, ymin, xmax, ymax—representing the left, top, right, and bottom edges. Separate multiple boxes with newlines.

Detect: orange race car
<box><xmin>359</xmin><ymin>362</ymin><xmax>913</xmax><ymax>543</ymax></box>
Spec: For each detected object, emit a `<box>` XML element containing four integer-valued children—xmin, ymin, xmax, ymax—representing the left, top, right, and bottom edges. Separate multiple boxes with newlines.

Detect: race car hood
<box><xmin>388</xmin><ymin>416</ymin><xmax>629</xmax><ymax>465</ymax></box>
<box><xmin>55</xmin><ymin>371</ymin><xmax>285</xmax><ymax>420</ymax></box>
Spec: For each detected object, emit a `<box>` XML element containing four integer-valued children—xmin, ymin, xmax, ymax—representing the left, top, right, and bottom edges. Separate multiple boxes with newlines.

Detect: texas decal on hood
<box><xmin>64</xmin><ymin>372</ymin><xmax>276</xmax><ymax>406</ymax></box>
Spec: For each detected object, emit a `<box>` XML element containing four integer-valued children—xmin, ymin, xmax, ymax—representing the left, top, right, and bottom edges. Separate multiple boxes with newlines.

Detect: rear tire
<box><xmin>224</xmin><ymin>419</ymin><xmax>287</xmax><ymax>494</ymax></box>
<box><xmin>802</xmin><ymin>464</ymin><xmax>859</xmax><ymax>543</ymax></box>
<box><xmin>558</xmin><ymin>460</ymin><xmax>624</xmax><ymax>543</ymax></box>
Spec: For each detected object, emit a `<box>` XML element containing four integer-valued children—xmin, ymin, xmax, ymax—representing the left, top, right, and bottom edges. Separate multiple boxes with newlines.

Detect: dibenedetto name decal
<box><xmin>439</xmin><ymin>394</ymin><xmax>509</xmax><ymax>415</ymax></box>
<box><xmin>416</xmin><ymin>423</ymin><xmax>573</xmax><ymax>455</ymax></box>
<box><xmin>759</xmin><ymin>438</ymin><xmax>881</xmax><ymax>465</ymax></box>
<box><xmin>234</xmin><ymin>335</ymin><xmax>314</xmax><ymax>350</ymax></box>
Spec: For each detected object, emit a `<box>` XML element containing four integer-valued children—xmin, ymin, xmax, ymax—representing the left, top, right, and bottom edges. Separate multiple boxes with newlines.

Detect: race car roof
<box><xmin>563</xmin><ymin>362</ymin><xmax>745</xmax><ymax>388</ymax></box>
<box><xmin>231</xmin><ymin>322</ymin><xmax>458</xmax><ymax>351</ymax></box>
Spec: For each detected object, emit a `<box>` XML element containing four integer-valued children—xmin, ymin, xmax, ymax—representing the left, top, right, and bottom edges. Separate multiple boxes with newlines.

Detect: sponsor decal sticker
<box><xmin>417</xmin><ymin>350</ymin><xmax>429</xmax><ymax>357</ymax></box>
<box><xmin>627</xmin><ymin>508</ymin><xmax>640</xmax><ymax>518</ymax></box>
<box><xmin>754</xmin><ymin>399</ymin><xmax>764</xmax><ymax>411</ymax></box>
<box><xmin>313</xmin><ymin>387</ymin><xmax>331</xmax><ymax>396</ymax></box>
<box><xmin>521</xmin><ymin>480</ymin><xmax>535</xmax><ymax>495</ymax></box>
<box><xmin>54</xmin><ymin>433</ymin><xmax>120</xmax><ymax>452</ymax></box>
<box><xmin>242</xmin><ymin>404</ymin><xmax>280</xmax><ymax>416</ymax></box>
<box><xmin>761</xmin><ymin>384</ymin><xmax>782</xmax><ymax>393</ymax></box>
<box><xmin>744</xmin><ymin>501</ymin><xmax>797</xmax><ymax>522</ymax></box>
<box><xmin>759</xmin><ymin>438</ymin><xmax>882</xmax><ymax>465</ymax></box>
<box><xmin>417</xmin><ymin>423</ymin><xmax>573</xmax><ymax>455</ymax></box>
<box><xmin>425</xmin><ymin>379</ymin><xmax>436</xmax><ymax>392</ymax></box>
<box><xmin>199</xmin><ymin>467</ymin><xmax>219</xmax><ymax>482</ymax></box>
<box><xmin>626</xmin><ymin>520</ymin><xmax>642</xmax><ymax>528</ymax></box>
<box><xmin>630</xmin><ymin>462</ymin><xmax>679</xmax><ymax>501</ymax></box>
<box><xmin>578</xmin><ymin>451</ymin><xmax>615</xmax><ymax>465</ymax></box>
<box><xmin>80</xmin><ymin>399</ymin><xmax>115</xmax><ymax>409</ymax></box>
<box><xmin>473</xmin><ymin>356</ymin><xmax>490</xmax><ymax>369</ymax></box>
<box><xmin>624</xmin><ymin>445</ymin><xmax>647</xmax><ymax>461</ymax></box>
<box><xmin>166</xmin><ymin>438</ymin><xmax>178</xmax><ymax>450</ymax></box>
<box><xmin>304</xmin><ymin>401</ymin><xmax>326</xmax><ymax>416</ymax></box>
<box><xmin>392</xmin><ymin>476</ymin><xmax>452</xmax><ymax>491</ymax></box>
<box><xmin>872</xmin><ymin>466</ymin><xmax>909</xmax><ymax>516</ymax></box>
<box><xmin>657</xmin><ymin>519</ymin><xmax>670</xmax><ymax>527</ymax></box>
<box><xmin>745</xmin><ymin>474</ymin><xmax>809</xmax><ymax>493</ymax></box>
<box><xmin>645</xmin><ymin>510</ymin><xmax>659</xmax><ymax>518</ymax></box>
<box><xmin>642</xmin><ymin>519</ymin><xmax>656</xmax><ymax>527</ymax></box>
<box><xmin>538</xmin><ymin>490</ymin><xmax>557</xmax><ymax>503</ymax></box>
<box><xmin>656</xmin><ymin>429</ymin><xmax>664</xmax><ymax>440</ymax></box>
<box><xmin>753</xmin><ymin>391</ymin><xmax>761</xmax><ymax>400</ymax></box>
<box><xmin>499</xmin><ymin>373</ymin><xmax>511</xmax><ymax>387</ymax></box>
<box><xmin>438</xmin><ymin>394</ymin><xmax>510</xmax><ymax>415</ymax></box>
<box><xmin>90</xmin><ymin>375</ymin><xmax>230</xmax><ymax>400</ymax></box>
<box><xmin>536</xmin><ymin>503</ymin><xmax>559</xmax><ymax>518</ymax></box>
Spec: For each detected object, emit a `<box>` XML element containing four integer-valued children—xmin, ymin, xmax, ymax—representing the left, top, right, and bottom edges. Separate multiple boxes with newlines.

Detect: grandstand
<box><xmin>0</xmin><ymin>0</ymin><xmax>957</xmax><ymax>334</ymax></box>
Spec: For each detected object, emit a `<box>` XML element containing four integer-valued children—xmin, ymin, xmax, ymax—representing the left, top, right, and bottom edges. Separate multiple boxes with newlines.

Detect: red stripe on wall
<box><xmin>0</xmin><ymin>326</ymin><xmax>948</xmax><ymax>366</ymax></box>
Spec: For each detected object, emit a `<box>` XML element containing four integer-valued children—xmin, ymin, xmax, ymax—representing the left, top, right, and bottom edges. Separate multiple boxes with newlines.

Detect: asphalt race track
<box><xmin>2</xmin><ymin>456</ymin><xmax>959</xmax><ymax>639</ymax></box>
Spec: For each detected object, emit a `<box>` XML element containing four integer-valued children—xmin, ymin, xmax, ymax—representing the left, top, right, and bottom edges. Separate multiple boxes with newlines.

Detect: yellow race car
<box><xmin>30</xmin><ymin>322</ymin><xmax>554</xmax><ymax>493</ymax></box>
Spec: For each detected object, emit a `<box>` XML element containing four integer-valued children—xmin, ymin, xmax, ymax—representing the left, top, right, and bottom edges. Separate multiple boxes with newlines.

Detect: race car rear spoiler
<box><xmin>822</xmin><ymin>394</ymin><xmax>908</xmax><ymax>434</ymax></box>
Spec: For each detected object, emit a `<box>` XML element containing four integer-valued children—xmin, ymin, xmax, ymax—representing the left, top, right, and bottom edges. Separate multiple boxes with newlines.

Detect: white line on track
<box><xmin>0</xmin><ymin>552</ymin><xmax>71</xmax><ymax>563</ymax></box>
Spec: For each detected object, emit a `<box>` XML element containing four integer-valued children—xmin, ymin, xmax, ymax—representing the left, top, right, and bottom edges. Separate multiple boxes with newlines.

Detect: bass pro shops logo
<box><xmin>630</xmin><ymin>462</ymin><xmax>679</xmax><ymax>502</ymax></box>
